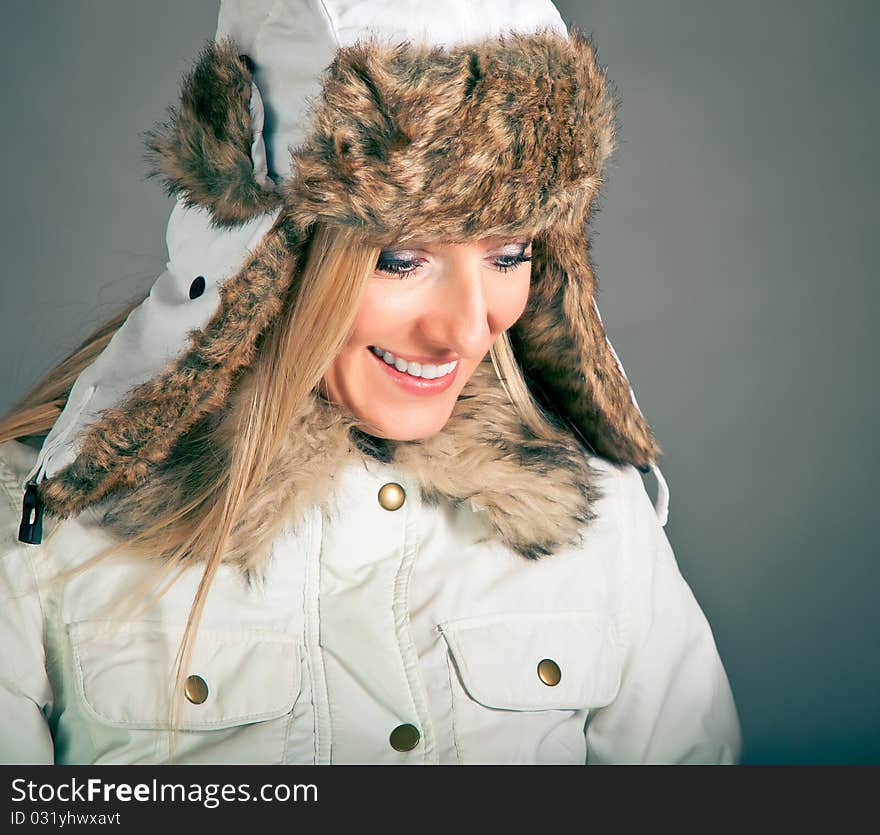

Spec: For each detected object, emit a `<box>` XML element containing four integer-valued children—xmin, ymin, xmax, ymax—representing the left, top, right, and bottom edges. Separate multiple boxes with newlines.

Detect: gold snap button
<box><xmin>378</xmin><ymin>482</ymin><xmax>406</xmax><ymax>511</ymax></box>
<box><xmin>537</xmin><ymin>659</ymin><xmax>561</xmax><ymax>687</ymax></box>
<box><xmin>389</xmin><ymin>723</ymin><xmax>421</xmax><ymax>752</ymax></box>
<box><xmin>184</xmin><ymin>674</ymin><xmax>209</xmax><ymax>705</ymax></box>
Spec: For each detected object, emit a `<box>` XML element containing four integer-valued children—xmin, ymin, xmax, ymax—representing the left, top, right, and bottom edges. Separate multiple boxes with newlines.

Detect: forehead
<box><xmin>357</xmin><ymin>219</ymin><xmax>543</xmax><ymax>251</ymax></box>
<box><xmin>380</xmin><ymin>234</ymin><xmax>533</xmax><ymax>250</ymax></box>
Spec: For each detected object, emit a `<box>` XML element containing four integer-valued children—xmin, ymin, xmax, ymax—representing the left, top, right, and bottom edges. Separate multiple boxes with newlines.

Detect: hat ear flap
<box><xmin>512</xmin><ymin>226</ymin><xmax>661</xmax><ymax>469</ymax></box>
<box><xmin>37</xmin><ymin>221</ymin><xmax>301</xmax><ymax>518</ymax></box>
<box><xmin>145</xmin><ymin>39</ymin><xmax>280</xmax><ymax>228</ymax></box>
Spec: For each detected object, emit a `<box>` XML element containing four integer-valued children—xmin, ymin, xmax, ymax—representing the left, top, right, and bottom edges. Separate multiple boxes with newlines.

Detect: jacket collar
<box><xmin>99</xmin><ymin>356</ymin><xmax>605</xmax><ymax>570</ymax></box>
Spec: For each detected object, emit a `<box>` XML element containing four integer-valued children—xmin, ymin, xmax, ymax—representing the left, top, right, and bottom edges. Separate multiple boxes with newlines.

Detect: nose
<box><xmin>419</xmin><ymin>253</ymin><xmax>491</xmax><ymax>357</ymax></box>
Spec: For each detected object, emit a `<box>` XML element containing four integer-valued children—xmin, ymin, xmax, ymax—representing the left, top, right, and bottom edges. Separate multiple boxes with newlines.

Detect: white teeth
<box><xmin>369</xmin><ymin>346</ymin><xmax>458</xmax><ymax>380</ymax></box>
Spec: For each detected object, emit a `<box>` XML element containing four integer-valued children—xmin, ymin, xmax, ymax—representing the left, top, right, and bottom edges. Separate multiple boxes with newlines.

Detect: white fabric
<box><xmin>651</xmin><ymin>462</ymin><xmax>670</xmax><ymax>527</ymax></box>
<box><xmin>324</xmin><ymin>0</ymin><xmax>567</xmax><ymax>45</ymax></box>
<box><xmin>0</xmin><ymin>439</ymin><xmax>740</xmax><ymax>765</ymax></box>
<box><xmin>247</xmin><ymin>80</ymin><xmax>274</xmax><ymax>189</ymax></box>
<box><xmin>591</xmin><ymin>297</ymin><xmax>671</xmax><ymax>526</ymax></box>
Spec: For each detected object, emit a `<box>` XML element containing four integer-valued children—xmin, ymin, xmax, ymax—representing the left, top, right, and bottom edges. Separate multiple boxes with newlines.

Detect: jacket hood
<box><xmin>18</xmin><ymin>0</ymin><xmax>668</xmax><ymax>553</ymax></box>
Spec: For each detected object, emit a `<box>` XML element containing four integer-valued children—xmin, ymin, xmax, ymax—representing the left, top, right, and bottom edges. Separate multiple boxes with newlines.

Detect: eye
<box><xmin>491</xmin><ymin>241</ymin><xmax>532</xmax><ymax>274</ymax></box>
<box><xmin>375</xmin><ymin>241</ymin><xmax>533</xmax><ymax>278</ymax></box>
<box><xmin>375</xmin><ymin>250</ymin><xmax>425</xmax><ymax>278</ymax></box>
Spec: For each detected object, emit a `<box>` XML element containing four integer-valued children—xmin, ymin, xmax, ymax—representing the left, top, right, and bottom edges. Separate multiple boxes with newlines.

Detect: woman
<box><xmin>0</xmin><ymin>0</ymin><xmax>741</xmax><ymax>764</ymax></box>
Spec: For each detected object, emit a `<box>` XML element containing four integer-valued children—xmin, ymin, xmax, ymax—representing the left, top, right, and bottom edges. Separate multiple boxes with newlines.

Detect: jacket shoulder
<box><xmin>585</xmin><ymin>455</ymin><xmax>662</xmax><ymax>536</ymax></box>
<box><xmin>575</xmin><ymin>454</ymin><xmax>676</xmax><ymax>588</ymax></box>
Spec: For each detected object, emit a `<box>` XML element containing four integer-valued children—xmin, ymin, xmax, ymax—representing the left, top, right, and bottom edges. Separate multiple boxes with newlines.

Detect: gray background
<box><xmin>1</xmin><ymin>1</ymin><xmax>877</xmax><ymax>763</ymax></box>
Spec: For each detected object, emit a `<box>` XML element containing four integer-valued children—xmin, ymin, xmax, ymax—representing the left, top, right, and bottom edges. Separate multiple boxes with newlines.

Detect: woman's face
<box><xmin>323</xmin><ymin>236</ymin><xmax>533</xmax><ymax>440</ymax></box>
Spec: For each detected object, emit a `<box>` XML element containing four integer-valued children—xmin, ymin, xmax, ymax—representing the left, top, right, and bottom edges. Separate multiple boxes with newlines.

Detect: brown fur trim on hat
<box><xmin>513</xmin><ymin>229</ymin><xmax>661</xmax><ymax>468</ymax></box>
<box><xmin>144</xmin><ymin>39</ymin><xmax>281</xmax><ymax>228</ymax></box>
<box><xmin>285</xmin><ymin>28</ymin><xmax>614</xmax><ymax>243</ymax></box>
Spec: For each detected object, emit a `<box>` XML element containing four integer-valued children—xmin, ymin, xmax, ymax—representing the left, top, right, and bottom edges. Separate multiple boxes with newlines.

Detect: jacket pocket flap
<box><xmin>438</xmin><ymin>611</ymin><xmax>621</xmax><ymax>711</ymax></box>
<box><xmin>69</xmin><ymin>621</ymin><xmax>300</xmax><ymax>730</ymax></box>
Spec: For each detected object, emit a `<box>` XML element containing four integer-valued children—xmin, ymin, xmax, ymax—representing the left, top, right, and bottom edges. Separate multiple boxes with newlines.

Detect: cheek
<box><xmin>323</xmin><ymin>290</ymin><xmax>390</xmax><ymax>399</ymax></box>
<box><xmin>489</xmin><ymin>272</ymin><xmax>532</xmax><ymax>332</ymax></box>
<box><xmin>346</xmin><ymin>283</ymin><xmax>405</xmax><ymax>347</ymax></box>
<box><xmin>335</xmin><ymin>270</ymin><xmax>531</xmax><ymax>356</ymax></box>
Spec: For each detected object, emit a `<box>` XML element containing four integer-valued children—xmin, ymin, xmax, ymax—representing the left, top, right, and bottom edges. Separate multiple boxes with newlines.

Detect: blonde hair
<box><xmin>0</xmin><ymin>222</ymin><xmax>557</xmax><ymax>758</ymax></box>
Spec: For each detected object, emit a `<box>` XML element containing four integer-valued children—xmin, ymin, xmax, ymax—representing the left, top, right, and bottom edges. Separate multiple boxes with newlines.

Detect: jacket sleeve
<box><xmin>584</xmin><ymin>466</ymin><xmax>742</xmax><ymax>764</ymax></box>
<box><xmin>0</xmin><ymin>449</ymin><xmax>55</xmax><ymax>764</ymax></box>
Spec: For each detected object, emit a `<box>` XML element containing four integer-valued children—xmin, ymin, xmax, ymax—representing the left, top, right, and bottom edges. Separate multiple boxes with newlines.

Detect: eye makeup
<box><xmin>375</xmin><ymin>249</ymin><xmax>424</xmax><ymax>277</ymax></box>
<box><xmin>492</xmin><ymin>242</ymin><xmax>532</xmax><ymax>274</ymax></box>
<box><xmin>375</xmin><ymin>241</ymin><xmax>532</xmax><ymax>278</ymax></box>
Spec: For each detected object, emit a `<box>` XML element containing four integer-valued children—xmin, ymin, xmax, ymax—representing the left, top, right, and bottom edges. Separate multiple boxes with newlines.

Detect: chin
<box><xmin>360</xmin><ymin>408</ymin><xmax>453</xmax><ymax>442</ymax></box>
<box><xmin>366</xmin><ymin>423</ymin><xmax>447</xmax><ymax>443</ymax></box>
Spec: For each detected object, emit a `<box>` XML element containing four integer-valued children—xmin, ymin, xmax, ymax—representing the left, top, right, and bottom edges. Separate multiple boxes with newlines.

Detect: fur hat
<box><xmin>17</xmin><ymin>0</ymin><xmax>669</xmax><ymax>549</ymax></box>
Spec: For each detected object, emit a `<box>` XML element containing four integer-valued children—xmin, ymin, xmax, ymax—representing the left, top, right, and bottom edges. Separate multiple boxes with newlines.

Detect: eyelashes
<box><xmin>375</xmin><ymin>242</ymin><xmax>532</xmax><ymax>278</ymax></box>
<box><xmin>493</xmin><ymin>247</ymin><xmax>533</xmax><ymax>273</ymax></box>
<box><xmin>374</xmin><ymin>255</ymin><xmax>425</xmax><ymax>277</ymax></box>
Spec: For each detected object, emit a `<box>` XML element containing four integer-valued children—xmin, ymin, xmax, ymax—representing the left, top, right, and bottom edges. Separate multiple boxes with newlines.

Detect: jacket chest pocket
<box><xmin>68</xmin><ymin>621</ymin><xmax>303</xmax><ymax>764</ymax></box>
<box><xmin>438</xmin><ymin>612</ymin><xmax>622</xmax><ymax>765</ymax></box>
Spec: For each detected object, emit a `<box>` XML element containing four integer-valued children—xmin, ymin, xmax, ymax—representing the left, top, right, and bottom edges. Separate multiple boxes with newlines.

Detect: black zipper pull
<box><xmin>18</xmin><ymin>480</ymin><xmax>44</xmax><ymax>545</ymax></box>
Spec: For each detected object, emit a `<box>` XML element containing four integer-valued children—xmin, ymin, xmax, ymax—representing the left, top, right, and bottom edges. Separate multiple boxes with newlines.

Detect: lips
<box><xmin>367</xmin><ymin>346</ymin><xmax>460</xmax><ymax>394</ymax></box>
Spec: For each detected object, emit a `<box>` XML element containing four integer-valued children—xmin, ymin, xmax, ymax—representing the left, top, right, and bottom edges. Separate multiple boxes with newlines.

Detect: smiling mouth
<box><xmin>369</xmin><ymin>346</ymin><xmax>459</xmax><ymax>380</ymax></box>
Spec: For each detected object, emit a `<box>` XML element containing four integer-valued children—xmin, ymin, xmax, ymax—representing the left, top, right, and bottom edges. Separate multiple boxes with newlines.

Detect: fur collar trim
<box><xmin>100</xmin><ymin>357</ymin><xmax>604</xmax><ymax>566</ymax></box>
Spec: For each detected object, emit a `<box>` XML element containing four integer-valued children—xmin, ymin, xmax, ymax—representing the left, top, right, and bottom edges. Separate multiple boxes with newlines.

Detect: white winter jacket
<box><xmin>2</xmin><ymin>0</ymin><xmax>742</xmax><ymax>766</ymax></box>
<box><xmin>0</xmin><ymin>437</ymin><xmax>741</xmax><ymax>765</ymax></box>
